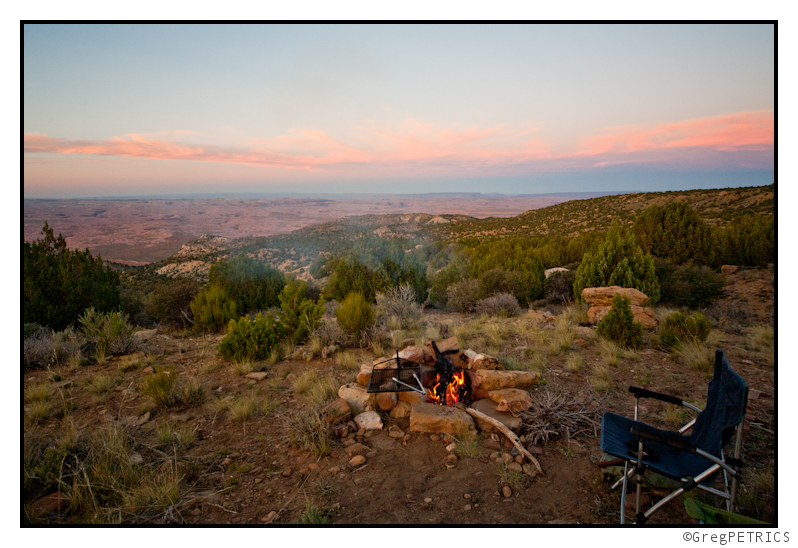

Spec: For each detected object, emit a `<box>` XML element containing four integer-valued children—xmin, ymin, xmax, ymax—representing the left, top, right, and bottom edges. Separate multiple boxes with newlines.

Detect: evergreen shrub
<box><xmin>336</xmin><ymin>292</ymin><xmax>375</xmax><ymax>337</ymax></box>
<box><xmin>597</xmin><ymin>295</ymin><xmax>643</xmax><ymax>348</ymax></box>
<box><xmin>190</xmin><ymin>285</ymin><xmax>237</xmax><ymax>333</ymax></box>
<box><xmin>219</xmin><ymin>312</ymin><xmax>285</xmax><ymax>362</ymax></box>
<box><xmin>657</xmin><ymin>311</ymin><xmax>711</xmax><ymax>351</ymax></box>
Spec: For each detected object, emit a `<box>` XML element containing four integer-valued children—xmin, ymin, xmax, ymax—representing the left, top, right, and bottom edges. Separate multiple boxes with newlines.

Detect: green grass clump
<box><xmin>229</xmin><ymin>396</ymin><xmax>257</xmax><ymax>422</ymax></box>
<box><xmin>658</xmin><ymin>311</ymin><xmax>711</xmax><ymax>351</ymax></box>
<box><xmin>139</xmin><ymin>369</ymin><xmax>176</xmax><ymax>407</ymax></box>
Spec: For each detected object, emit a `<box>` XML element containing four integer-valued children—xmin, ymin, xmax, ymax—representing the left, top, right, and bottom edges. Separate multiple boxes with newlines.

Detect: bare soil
<box><xmin>23</xmin><ymin>268</ymin><xmax>775</xmax><ymax>525</ymax></box>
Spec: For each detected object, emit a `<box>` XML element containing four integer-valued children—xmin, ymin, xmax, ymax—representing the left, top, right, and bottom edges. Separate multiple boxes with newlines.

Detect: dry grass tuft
<box><xmin>229</xmin><ymin>395</ymin><xmax>257</xmax><ymax>422</ymax></box>
<box><xmin>25</xmin><ymin>382</ymin><xmax>53</xmax><ymax>402</ymax></box>
<box><xmin>678</xmin><ymin>340</ymin><xmax>713</xmax><ymax>372</ymax></box>
<box><xmin>590</xmin><ymin>363</ymin><xmax>613</xmax><ymax>392</ymax></box>
<box><xmin>565</xmin><ymin>352</ymin><xmax>583</xmax><ymax>372</ymax></box>
<box><xmin>232</xmin><ymin>361</ymin><xmax>254</xmax><ymax>376</ymax></box>
<box><xmin>336</xmin><ymin>351</ymin><xmax>360</xmax><ymax>371</ymax></box>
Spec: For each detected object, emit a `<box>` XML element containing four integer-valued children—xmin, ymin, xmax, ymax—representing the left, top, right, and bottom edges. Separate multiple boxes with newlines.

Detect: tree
<box><xmin>190</xmin><ymin>285</ymin><xmax>237</xmax><ymax>333</ymax></box>
<box><xmin>278</xmin><ymin>279</ymin><xmax>324</xmax><ymax>344</ymax></box>
<box><xmin>574</xmin><ymin>221</ymin><xmax>660</xmax><ymax>304</ymax></box>
<box><xmin>633</xmin><ymin>202</ymin><xmax>712</xmax><ymax>265</ymax></box>
<box><xmin>208</xmin><ymin>254</ymin><xmax>285</xmax><ymax>314</ymax></box>
<box><xmin>24</xmin><ymin>222</ymin><xmax>121</xmax><ymax>331</ymax></box>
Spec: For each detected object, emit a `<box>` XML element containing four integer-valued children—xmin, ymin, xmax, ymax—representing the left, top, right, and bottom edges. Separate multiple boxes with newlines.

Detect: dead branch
<box><xmin>460</xmin><ymin>405</ymin><xmax>544</xmax><ymax>475</ymax></box>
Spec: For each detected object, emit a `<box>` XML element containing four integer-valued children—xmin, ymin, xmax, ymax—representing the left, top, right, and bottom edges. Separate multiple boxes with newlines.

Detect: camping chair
<box><xmin>600</xmin><ymin>350</ymin><xmax>748</xmax><ymax>524</ymax></box>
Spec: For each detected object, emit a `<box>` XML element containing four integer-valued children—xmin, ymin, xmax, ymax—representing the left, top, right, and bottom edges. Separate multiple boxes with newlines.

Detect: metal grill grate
<box><xmin>367</xmin><ymin>358</ymin><xmax>422</xmax><ymax>393</ymax></box>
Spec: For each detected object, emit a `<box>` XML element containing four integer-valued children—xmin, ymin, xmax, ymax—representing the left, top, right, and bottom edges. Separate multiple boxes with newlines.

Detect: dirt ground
<box><xmin>23</xmin><ymin>267</ymin><xmax>775</xmax><ymax>525</ymax></box>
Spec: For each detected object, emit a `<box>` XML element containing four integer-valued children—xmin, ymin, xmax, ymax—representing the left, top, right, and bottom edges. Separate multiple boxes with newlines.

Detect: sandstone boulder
<box><xmin>133</xmin><ymin>329</ymin><xmax>158</xmax><ymax>342</ymax></box>
<box><xmin>468</xmin><ymin>369</ymin><xmax>540</xmax><ymax>391</ymax></box>
<box><xmin>398</xmin><ymin>346</ymin><xmax>425</xmax><ymax>363</ymax></box>
<box><xmin>581</xmin><ymin>286</ymin><xmax>648</xmax><ymax>307</ymax></box>
<box><xmin>322</xmin><ymin>398</ymin><xmax>352</xmax><ymax>424</ymax></box>
<box><xmin>390</xmin><ymin>400</ymin><xmax>412</xmax><ymax>419</ymax></box>
<box><xmin>721</xmin><ymin>265</ymin><xmax>739</xmax><ymax>275</ymax></box>
<box><xmin>397</xmin><ymin>389</ymin><xmax>426</xmax><ymax>405</ymax></box>
<box><xmin>354</xmin><ymin>411</ymin><xmax>383</xmax><ymax>431</ymax></box>
<box><xmin>376</xmin><ymin>391</ymin><xmax>398</xmax><ymax>411</ymax></box>
<box><xmin>409</xmin><ymin>402</ymin><xmax>476</xmax><ymax>435</ymax></box>
<box><xmin>488</xmin><ymin>388</ymin><xmax>533</xmax><ymax>413</ymax></box>
<box><xmin>338</xmin><ymin>383</ymin><xmax>374</xmax><ymax>413</ymax></box>
<box><xmin>468</xmin><ymin>353</ymin><xmax>502</xmax><ymax>371</ymax></box>
<box><xmin>527</xmin><ymin>310</ymin><xmax>555</xmax><ymax>324</ymax></box>
<box><xmin>470</xmin><ymin>398</ymin><xmax>523</xmax><ymax>433</ymax></box>
<box><xmin>587</xmin><ymin>305</ymin><xmax>658</xmax><ymax>329</ymax></box>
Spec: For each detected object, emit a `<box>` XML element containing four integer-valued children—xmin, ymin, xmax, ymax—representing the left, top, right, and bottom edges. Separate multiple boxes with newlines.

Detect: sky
<box><xmin>23</xmin><ymin>23</ymin><xmax>775</xmax><ymax>198</ymax></box>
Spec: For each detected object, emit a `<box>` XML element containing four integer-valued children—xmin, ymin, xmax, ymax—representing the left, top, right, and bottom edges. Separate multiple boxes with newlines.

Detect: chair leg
<box><xmin>620</xmin><ymin>461</ymin><xmax>629</xmax><ymax>524</ymax></box>
<box><xmin>636</xmin><ymin>440</ymin><xmax>645</xmax><ymax>518</ymax></box>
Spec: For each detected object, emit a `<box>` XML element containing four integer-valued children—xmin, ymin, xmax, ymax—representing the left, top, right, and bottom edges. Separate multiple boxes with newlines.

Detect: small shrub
<box><xmin>140</xmin><ymin>369</ymin><xmax>176</xmax><ymax>407</ymax></box>
<box><xmin>657</xmin><ymin>311</ymin><xmax>711</xmax><ymax>351</ymax></box>
<box><xmin>300</xmin><ymin>501</ymin><xmax>329</xmax><ymax>525</ymax></box>
<box><xmin>79</xmin><ymin>308</ymin><xmax>137</xmax><ymax>356</ymax></box>
<box><xmin>544</xmin><ymin>269</ymin><xmax>576</xmax><ymax>304</ymax></box>
<box><xmin>597</xmin><ymin>296</ymin><xmax>643</xmax><ymax>348</ymax></box>
<box><xmin>654</xmin><ymin>258</ymin><xmax>725</xmax><ymax>309</ymax></box>
<box><xmin>28</xmin><ymin>400</ymin><xmax>51</xmax><ymax>421</ymax></box>
<box><xmin>475</xmin><ymin>293</ymin><xmax>522</xmax><ymax>317</ymax></box>
<box><xmin>278</xmin><ymin>279</ymin><xmax>324</xmax><ymax>344</ymax></box>
<box><xmin>145</xmin><ymin>279</ymin><xmax>202</xmax><ymax>329</ymax></box>
<box><xmin>284</xmin><ymin>408</ymin><xmax>331</xmax><ymax>456</ymax></box>
<box><xmin>311</xmin><ymin>317</ymin><xmax>345</xmax><ymax>346</ymax></box>
<box><xmin>87</xmin><ymin>374</ymin><xmax>117</xmax><ymax>394</ymax></box>
<box><xmin>25</xmin><ymin>383</ymin><xmax>53</xmax><ymax>402</ymax></box>
<box><xmin>336</xmin><ymin>292</ymin><xmax>375</xmax><ymax>338</ymax></box>
<box><xmin>190</xmin><ymin>285</ymin><xmax>237</xmax><ymax>333</ymax></box>
<box><xmin>219</xmin><ymin>312</ymin><xmax>285</xmax><ymax>362</ymax></box>
<box><xmin>177</xmin><ymin>377</ymin><xmax>207</xmax><ymax>406</ymax></box>
<box><xmin>446</xmin><ymin>279</ymin><xmax>481</xmax><ymax>313</ymax></box>
<box><xmin>375</xmin><ymin>283</ymin><xmax>422</xmax><ymax>328</ymax></box>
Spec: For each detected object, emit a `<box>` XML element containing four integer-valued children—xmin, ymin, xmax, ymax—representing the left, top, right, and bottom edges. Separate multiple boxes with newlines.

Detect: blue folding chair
<box><xmin>600</xmin><ymin>350</ymin><xmax>748</xmax><ymax>524</ymax></box>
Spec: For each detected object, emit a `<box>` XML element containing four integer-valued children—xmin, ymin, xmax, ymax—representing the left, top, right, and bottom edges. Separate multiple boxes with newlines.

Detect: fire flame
<box><xmin>428</xmin><ymin>371</ymin><xmax>466</xmax><ymax>406</ymax></box>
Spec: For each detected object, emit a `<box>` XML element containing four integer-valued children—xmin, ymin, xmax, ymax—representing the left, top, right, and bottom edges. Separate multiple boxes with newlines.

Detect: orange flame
<box><xmin>427</xmin><ymin>371</ymin><xmax>466</xmax><ymax>406</ymax></box>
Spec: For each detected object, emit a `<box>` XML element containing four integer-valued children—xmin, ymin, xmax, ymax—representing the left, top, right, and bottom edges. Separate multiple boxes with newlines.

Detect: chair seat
<box><xmin>601</xmin><ymin>413</ymin><xmax>718</xmax><ymax>481</ymax></box>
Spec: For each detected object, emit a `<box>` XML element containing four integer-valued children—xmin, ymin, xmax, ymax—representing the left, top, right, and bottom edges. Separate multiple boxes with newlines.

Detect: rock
<box><xmin>488</xmin><ymin>388</ymin><xmax>533</xmax><ymax>413</ymax></box>
<box><xmin>191</xmin><ymin>507</ymin><xmax>202</xmax><ymax>516</ymax></box>
<box><xmin>430</xmin><ymin>434</ymin><xmax>440</xmax><ymax>442</ymax></box>
<box><xmin>142</xmin><ymin>366</ymin><xmax>154</xmax><ymax>374</ymax></box>
<box><xmin>344</xmin><ymin>443</ymin><xmax>370</xmax><ymax>456</ymax></box>
<box><xmin>469</xmin><ymin>369</ymin><xmax>540</xmax><ymax>391</ymax></box>
<box><xmin>338</xmin><ymin>383</ymin><xmax>374</xmax><ymax>413</ymax></box>
<box><xmin>464</xmin><ymin>504</ymin><xmax>472</xmax><ymax>511</ymax></box>
<box><xmin>389</xmin><ymin>401</ymin><xmax>412</xmax><ymax>419</ymax></box>
<box><xmin>250</xmin><ymin>465</ymin><xmax>264</xmax><ymax>475</ymax></box>
<box><xmin>544</xmin><ymin>267</ymin><xmax>569</xmax><ymax>278</ymax></box>
<box><xmin>285</xmin><ymin>373</ymin><xmax>296</xmax><ymax>384</ymax></box>
<box><xmin>133</xmin><ymin>329</ymin><xmax>158</xmax><ymax>341</ymax></box>
<box><xmin>522</xmin><ymin>464</ymin><xmax>538</xmax><ymax>477</ymax></box>
<box><xmin>721</xmin><ymin>265</ymin><xmax>739</xmax><ymax>275</ymax></box>
<box><xmin>409</xmin><ymin>402</ymin><xmax>477</xmax><ymax>435</ymax></box>
<box><xmin>515</xmin><ymin>455</ymin><xmax>524</xmax><ymax>464</ymax></box>
<box><xmin>484</xmin><ymin>439</ymin><xmax>502</xmax><ymax>450</ymax></box>
<box><xmin>29</xmin><ymin>492</ymin><xmax>69</xmax><ymax>516</ymax></box>
<box><xmin>328</xmin><ymin>466</ymin><xmax>340</xmax><ymax>474</ymax></box>
<box><xmin>129</xmin><ymin>453</ymin><xmax>144</xmax><ymax>465</ymax></box>
<box><xmin>403</xmin><ymin>434</ymin><xmax>411</xmax><ymax>442</ymax></box>
<box><xmin>281</xmin><ymin>469</ymin><xmax>292</xmax><ymax>477</ymax></box>
<box><xmin>262</xmin><ymin>510</ymin><xmax>277</xmax><ymax>523</ymax></box>
<box><xmin>321</xmin><ymin>345</ymin><xmax>338</xmax><ymax>359</ymax></box>
<box><xmin>135</xmin><ymin>411</ymin><xmax>152</xmax><ymax>426</ymax></box>
<box><xmin>581</xmin><ymin>286</ymin><xmax>649</xmax><ymax>307</ymax></box>
<box><xmin>388</xmin><ymin>425</ymin><xmax>405</xmax><ymax>439</ymax></box>
<box><xmin>365</xmin><ymin>451</ymin><xmax>377</xmax><ymax>458</ymax></box>
<box><xmin>527</xmin><ymin>310</ymin><xmax>556</xmax><ymax>324</ymax></box>
<box><xmin>445</xmin><ymin>454</ymin><xmax>458</xmax><ymax>464</ymax></box>
<box><xmin>424</xmin><ymin>497</ymin><xmax>433</xmax><ymax>503</ymax></box>
<box><xmin>398</xmin><ymin>346</ymin><xmax>425</xmax><ymax>363</ymax></box>
<box><xmin>446</xmin><ymin>442</ymin><xmax>457</xmax><ymax>452</ymax></box>
<box><xmin>470</xmin><ymin>398</ymin><xmax>523</xmax><ymax>433</ymax></box>
<box><xmin>222</xmin><ymin>457</ymin><xmax>233</xmax><ymax>466</ymax></box>
<box><xmin>397</xmin><ymin>390</ymin><xmax>426</xmax><ymax>404</ymax></box>
<box><xmin>468</xmin><ymin>353</ymin><xmax>502</xmax><ymax>371</ymax></box>
<box><xmin>245</xmin><ymin>372</ymin><xmax>268</xmax><ymax>381</ymax></box>
<box><xmin>376</xmin><ymin>391</ymin><xmax>398</xmax><ymax>411</ymax></box>
<box><xmin>569</xmin><ymin>326</ymin><xmax>596</xmax><ymax>339</ymax></box>
<box><xmin>507</xmin><ymin>462</ymin><xmax>523</xmax><ymax>473</ymax></box>
<box><xmin>501</xmin><ymin>453</ymin><xmax>513</xmax><ymax>464</ymax></box>
<box><xmin>354</xmin><ymin>411</ymin><xmax>383</xmax><ymax>431</ymax></box>
<box><xmin>502</xmin><ymin>486</ymin><xmax>512</xmax><ymax>498</ymax></box>
<box><xmin>322</xmin><ymin>398</ymin><xmax>352</xmax><ymax>424</ymax></box>
<box><xmin>587</xmin><ymin>304</ymin><xmax>658</xmax><ymax>329</ymax></box>
<box><xmin>435</xmin><ymin>336</ymin><xmax>460</xmax><ymax>353</ymax></box>
<box><xmin>349</xmin><ymin>455</ymin><xmax>366</xmax><ymax>467</ymax></box>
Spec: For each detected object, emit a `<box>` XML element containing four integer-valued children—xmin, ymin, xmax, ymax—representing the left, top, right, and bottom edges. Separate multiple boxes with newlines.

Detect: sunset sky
<box><xmin>23</xmin><ymin>24</ymin><xmax>775</xmax><ymax>198</ymax></box>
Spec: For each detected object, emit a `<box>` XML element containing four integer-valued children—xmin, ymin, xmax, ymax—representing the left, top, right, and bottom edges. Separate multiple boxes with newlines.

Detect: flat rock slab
<box><xmin>245</xmin><ymin>372</ymin><xmax>268</xmax><ymax>381</ymax></box>
<box><xmin>354</xmin><ymin>411</ymin><xmax>383</xmax><ymax>431</ymax></box>
<box><xmin>339</xmin><ymin>383</ymin><xmax>374</xmax><ymax>413</ymax></box>
<box><xmin>581</xmin><ymin>286</ymin><xmax>648</xmax><ymax>307</ymax></box>
<box><xmin>409</xmin><ymin>402</ymin><xmax>476</xmax><ymax>435</ymax></box>
<box><xmin>468</xmin><ymin>369</ymin><xmax>540</xmax><ymax>391</ymax></box>
<box><xmin>470</xmin><ymin>398</ymin><xmax>523</xmax><ymax>433</ymax></box>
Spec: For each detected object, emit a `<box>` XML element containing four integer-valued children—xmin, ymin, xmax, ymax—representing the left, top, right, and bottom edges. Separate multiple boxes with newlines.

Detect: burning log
<box><xmin>459</xmin><ymin>405</ymin><xmax>544</xmax><ymax>475</ymax></box>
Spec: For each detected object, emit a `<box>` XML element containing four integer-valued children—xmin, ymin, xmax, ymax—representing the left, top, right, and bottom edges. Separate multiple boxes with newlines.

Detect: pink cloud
<box><xmin>24</xmin><ymin>109</ymin><xmax>773</xmax><ymax>177</ymax></box>
<box><xmin>575</xmin><ymin>110</ymin><xmax>774</xmax><ymax>157</ymax></box>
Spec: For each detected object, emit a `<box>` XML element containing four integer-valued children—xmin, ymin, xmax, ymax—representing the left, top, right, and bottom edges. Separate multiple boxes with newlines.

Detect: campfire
<box><xmin>426</xmin><ymin>339</ymin><xmax>469</xmax><ymax>407</ymax></box>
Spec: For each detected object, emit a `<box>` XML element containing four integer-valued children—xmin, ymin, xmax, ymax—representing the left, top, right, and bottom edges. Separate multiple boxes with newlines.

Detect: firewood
<box><xmin>459</xmin><ymin>405</ymin><xmax>544</xmax><ymax>475</ymax></box>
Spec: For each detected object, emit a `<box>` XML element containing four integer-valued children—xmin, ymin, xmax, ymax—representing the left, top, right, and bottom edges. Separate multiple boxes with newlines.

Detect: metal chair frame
<box><xmin>602</xmin><ymin>351</ymin><xmax>747</xmax><ymax>524</ymax></box>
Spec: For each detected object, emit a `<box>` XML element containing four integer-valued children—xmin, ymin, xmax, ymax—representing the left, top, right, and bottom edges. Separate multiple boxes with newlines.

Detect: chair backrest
<box><xmin>688</xmin><ymin>350</ymin><xmax>748</xmax><ymax>457</ymax></box>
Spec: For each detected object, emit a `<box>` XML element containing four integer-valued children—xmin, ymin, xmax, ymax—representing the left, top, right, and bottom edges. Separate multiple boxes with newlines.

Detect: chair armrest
<box><xmin>628</xmin><ymin>386</ymin><xmax>683</xmax><ymax>406</ymax></box>
<box><xmin>629</xmin><ymin>422</ymin><xmax>696</xmax><ymax>454</ymax></box>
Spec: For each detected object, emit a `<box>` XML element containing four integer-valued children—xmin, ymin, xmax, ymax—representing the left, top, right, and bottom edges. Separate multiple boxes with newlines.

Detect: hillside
<box><xmin>133</xmin><ymin>184</ymin><xmax>774</xmax><ymax>283</ymax></box>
